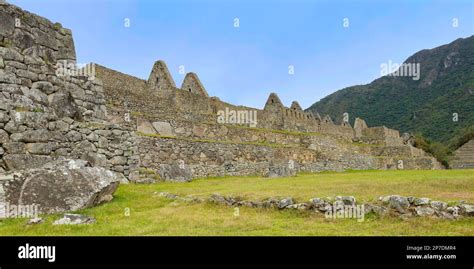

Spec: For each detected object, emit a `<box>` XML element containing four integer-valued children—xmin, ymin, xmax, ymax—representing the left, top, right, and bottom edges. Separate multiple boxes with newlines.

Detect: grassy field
<box><xmin>0</xmin><ymin>169</ymin><xmax>473</xmax><ymax>236</ymax></box>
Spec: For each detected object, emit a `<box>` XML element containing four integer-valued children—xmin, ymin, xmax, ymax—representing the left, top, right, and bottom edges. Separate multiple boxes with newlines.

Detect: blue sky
<box><xmin>9</xmin><ymin>0</ymin><xmax>474</xmax><ymax>109</ymax></box>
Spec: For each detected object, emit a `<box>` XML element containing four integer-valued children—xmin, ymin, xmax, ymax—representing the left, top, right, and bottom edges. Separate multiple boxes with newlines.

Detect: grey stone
<box><xmin>6</xmin><ymin>60</ymin><xmax>27</xmax><ymax>70</ymax></box>
<box><xmin>0</xmin><ymin>129</ymin><xmax>9</xmax><ymax>144</ymax></box>
<box><xmin>31</xmin><ymin>81</ymin><xmax>55</xmax><ymax>94</ymax></box>
<box><xmin>137</xmin><ymin>119</ymin><xmax>156</xmax><ymax>135</ymax></box>
<box><xmin>66</xmin><ymin>130</ymin><xmax>82</xmax><ymax>142</ymax></box>
<box><xmin>415</xmin><ymin>206</ymin><xmax>435</xmax><ymax>217</ymax></box>
<box><xmin>81</xmin><ymin>152</ymin><xmax>107</xmax><ymax>167</ymax></box>
<box><xmin>97</xmin><ymin>136</ymin><xmax>108</xmax><ymax>148</ymax></box>
<box><xmin>402</xmin><ymin>132</ymin><xmax>415</xmax><ymax>146</ymax></box>
<box><xmin>364</xmin><ymin>204</ymin><xmax>388</xmax><ymax>216</ymax></box>
<box><xmin>2</xmin><ymin>159</ymin><xmax>124</xmax><ymax>214</ymax></box>
<box><xmin>386</xmin><ymin>195</ymin><xmax>410</xmax><ymax>213</ymax></box>
<box><xmin>286</xmin><ymin>203</ymin><xmax>309</xmax><ymax>210</ymax></box>
<box><xmin>86</xmin><ymin>132</ymin><xmax>99</xmax><ymax>142</ymax></box>
<box><xmin>430</xmin><ymin>201</ymin><xmax>447</xmax><ymax>211</ymax></box>
<box><xmin>47</xmin><ymin>91</ymin><xmax>82</xmax><ymax>120</ymax></box>
<box><xmin>336</xmin><ymin>196</ymin><xmax>356</xmax><ymax>206</ymax></box>
<box><xmin>278</xmin><ymin>197</ymin><xmax>294</xmax><ymax>209</ymax></box>
<box><xmin>158</xmin><ymin>162</ymin><xmax>192</xmax><ymax>182</ymax></box>
<box><xmin>51</xmin><ymin>120</ymin><xmax>69</xmax><ymax>132</ymax></box>
<box><xmin>309</xmin><ymin>197</ymin><xmax>330</xmax><ymax>211</ymax></box>
<box><xmin>0</xmin><ymin>47</ymin><xmax>24</xmax><ymax>62</ymax></box>
<box><xmin>192</xmin><ymin>125</ymin><xmax>207</xmax><ymax>137</ymax></box>
<box><xmin>134</xmin><ymin>177</ymin><xmax>156</xmax><ymax>184</ymax></box>
<box><xmin>413</xmin><ymin>197</ymin><xmax>431</xmax><ymax>206</ymax></box>
<box><xmin>0</xmin><ymin>111</ymin><xmax>10</xmax><ymax>123</ymax></box>
<box><xmin>459</xmin><ymin>204</ymin><xmax>474</xmax><ymax>216</ymax></box>
<box><xmin>74</xmin><ymin>140</ymin><xmax>96</xmax><ymax>153</ymax></box>
<box><xmin>152</xmin><ymin>121</ymin><xmax>174</xmax><ymax>137</ymax></box>
<box><xmin>262</xmin><ymin>198</ymin><xmax>279</xmax><ymax>208</ymax></box>
<box><xmin>10</xmin><ymin>129</ymin><xmax>50</xmax><ymax>142</ymax></box>
<box><xmin>53</xmin><ymin>214</ymin><xmax>96</xmax><ymax>225</ymax></box>
<box><xmin>16</xmin><ymin>69</ymin><xmax>39</xmax><ymax>81</ymax></box>
<box><xmin>0</xmin><ymin>70</ymin><xmax>19</xmax><ymax>84</ymax></box>
<box><xmin>25</xmin><ymin>143</ymin><xmax>52</xmax><ymax>155</ymax></box>
<box><xmin>109</xmin><ymin>156</ymin><xmax>127</xmax><ymax>165</ymax></box>
<box><xmin>2</xmin><ymin>142</ymin><xmax>25</xmax><ymax>154</ymax></box>
<box><xmin>2</xmin><ymin>153</ymin><xmax>53</xmax><ymax>170</ymax></box>
<box><xmin>0</xmin><ymin>84</ymin><xmax>22</xmax><ymax>96</ymax></box>
<box><xmin>158</xmin><ymin>192</ymin><xmax>179</xmax><ymax>199</ymax></box>
<box><xmin>26</xmin><ymin>217</ymin><xmax>44</xmax><ymax>225</ymax></box>
<box><xmin>333</xmin><ymin>200</ymin><xmax>345</xmax><ymax>209</ymax></box>
<box><xmin>446</xmin><ymin>206</ymin><xmax>460</xmax><ymax>215</ymax></box>
<box><xmin>437</xmin><ymin>211</ymin><xmax>456</xmax><ymax>220</ymax></box>
<box><xmin>265</xmin><ymin>163</ymin><xmax>296</xmax><ymax>178</ymax></box>
<box><xmin>12</xmin><ymin>28</ymin><xmax>35</xmax><ymax>51</ymax></box>
<box><xmin>208</xmin><ymin>193</ymin><xmax>230</xmax><ymax>205</ymax></box>
<box><xmin>128</xmin><ymin>170</ymin><xmax>140</xmax><ymax>182</ymax></box>
<box><xmin>33</xmin><ymin>27</ymin><xmax>59</xmax><ymax>50</ymax></box>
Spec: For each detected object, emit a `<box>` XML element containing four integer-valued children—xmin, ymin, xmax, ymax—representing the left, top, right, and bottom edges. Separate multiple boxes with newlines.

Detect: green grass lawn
<box><xmin>0</xmin><ymin>169</ymin><xmax>473</xmax><ymax>236</ymax></box>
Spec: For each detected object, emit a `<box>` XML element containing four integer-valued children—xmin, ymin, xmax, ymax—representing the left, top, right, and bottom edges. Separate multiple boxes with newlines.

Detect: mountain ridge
<box><xmin>306</xmin><ymin>35</ymin><xmax>474</xmax><ymax>144</ymax></box>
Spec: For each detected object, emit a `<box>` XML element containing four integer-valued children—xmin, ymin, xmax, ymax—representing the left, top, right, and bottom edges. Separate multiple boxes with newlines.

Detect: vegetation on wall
<box><xmin>413</xmin><ymin>134</ymin><xmax>451</xmax><ymax>167</ymax></box>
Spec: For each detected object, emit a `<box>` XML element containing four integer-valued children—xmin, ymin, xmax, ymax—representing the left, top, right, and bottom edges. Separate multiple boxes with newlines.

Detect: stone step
<box><xmin>453</xmin><ymin>154</ymin><xmax>474</xmax><ymax>157</ymax></box>
<box><xmin>450</xmin><ymin>160</ymin><xmax>474</xmax><ymax>163</ymax></box>
<box><xmin>454</xmin><ymin>156</ymin><xmax>474</xmax><ymax>160</ymax></box>
<box><xmin>452</xmin><ymin>165</ymin><xmax>474</xmax><ymax>169</ymax></box>
<box><xmin>450</xmin><ymin>162</ymin><xmax>474</xmax><ymax>168</ymax></box>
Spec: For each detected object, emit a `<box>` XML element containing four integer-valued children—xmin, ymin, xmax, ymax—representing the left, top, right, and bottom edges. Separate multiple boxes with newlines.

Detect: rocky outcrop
<box><xmin>0</xmin><ymin>159</ymin><xmax>125</xmax><ymax>216</ymax></box>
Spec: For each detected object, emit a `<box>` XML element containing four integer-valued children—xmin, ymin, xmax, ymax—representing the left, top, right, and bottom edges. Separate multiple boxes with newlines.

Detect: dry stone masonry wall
<box><xmin>157</xmin><ymin>192</ymin><xmax>474</xmax><ymax>220</ymax></box>
<box><xmin>450</xmin><ymin>139</ymin><xmax>474</xmax><ymax>169</ymax></box>
<box><xmin>0</xmin><ymin>3</ymin><xmax>138</xmax><ymax>178</ymax></box>
<box><xmin>95</xmin><ymin>61</ymin><xmax>442</xmax><ymax>182</ymax></box>
<box><xmin>1</xmin><ymin>2</ymin><xmax>443</xmax><ymax>186</ymax></box>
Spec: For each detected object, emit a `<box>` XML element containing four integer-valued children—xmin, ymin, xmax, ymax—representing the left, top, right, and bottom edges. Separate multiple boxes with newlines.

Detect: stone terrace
<box><xmin>0</xmin><ymin>2</ymin><xmax>442</xmax><ymax>184</ymax></box>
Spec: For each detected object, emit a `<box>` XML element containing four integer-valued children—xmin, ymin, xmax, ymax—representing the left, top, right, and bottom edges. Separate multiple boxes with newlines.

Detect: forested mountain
<box><xmin>307</xmin><ymin>36</ymin><xmax>474</xmax><ymax>144</ymax></box>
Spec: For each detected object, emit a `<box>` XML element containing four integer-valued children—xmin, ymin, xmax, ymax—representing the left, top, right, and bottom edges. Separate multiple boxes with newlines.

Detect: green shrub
<box><xmin>449</xmin><ymin>125</ymin><xmax>474</xmax><ymax>150</ymax></box>
<box><xmin>414</xmin><ymin>133</ymin><xmax>450</xmax><ymax>167</ymax></box>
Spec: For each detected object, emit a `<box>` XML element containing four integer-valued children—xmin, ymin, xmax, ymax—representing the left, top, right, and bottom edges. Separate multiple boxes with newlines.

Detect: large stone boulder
<box><xmin>0</xmin><ymin>159</ymin><xmax>125</xmax><ymax>216</ymax></box>
<box><xmin>264</xmin><ymin>162</ymin><xmax>297</xmax><ymax>178</ymax></box>
<box><xmin>158</xmin><ymin>162</ymin><xmax>193</xmax><ymax>182</ymax></box>
<box><xmin>380</xmin><ymin>195</ymin><xmax>410</xmax><ymax>213</ymax></box>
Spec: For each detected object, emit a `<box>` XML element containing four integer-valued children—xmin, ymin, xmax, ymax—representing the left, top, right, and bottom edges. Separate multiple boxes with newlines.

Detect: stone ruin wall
<box><xmin>96</xmin><ymin>63</ymin><xmax>360</xmax><ymax>140</ymax></box>
<box><xmin>0</xmin><ymin>3</ymin><xmax>138</xmax><ymax>179</ymax></box>
<box><xmin>0</xmin><ymin>3</ymin><xmax>442</xmax><ymax>185</ymax></box>
<box><xmin>450</xmin><ymin>139</ymin><xmax>474</xmax><ymax>169</ymax></box>
<box><xmin>94</xmin><ymin>61</ymin><xmax>442</xmax><ymax>182</ymax></box>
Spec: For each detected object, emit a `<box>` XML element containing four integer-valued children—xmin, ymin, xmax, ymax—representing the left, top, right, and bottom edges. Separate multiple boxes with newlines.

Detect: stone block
<box><xmin>152</xmin><ymin>121</ymin><xmax>173</xmax><ymax>137</ymax></box>
<box><xmin>25</xmin><ymin>143</ymin><xmax>52</xmax><ymax>155</ymax></box>
<box><xmin>158</xmin><ymin>162</ymin><xmax>192</xmax><ymax>182</ymax></box>
<box><xmin>137</xmin><ymin>118</ymin><xmax>156</xmax><ymax>135</ymax></box>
